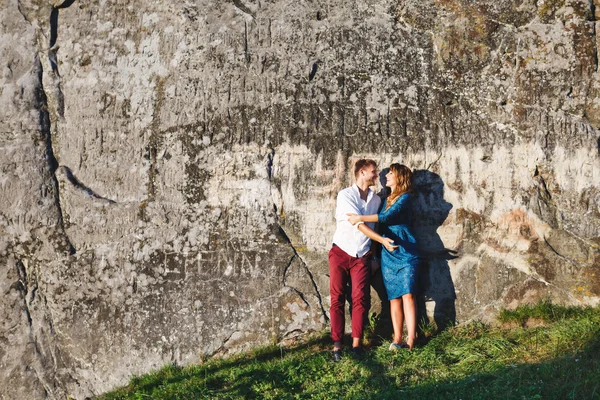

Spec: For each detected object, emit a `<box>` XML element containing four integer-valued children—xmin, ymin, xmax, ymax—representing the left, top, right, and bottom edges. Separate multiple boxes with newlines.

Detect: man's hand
<box><xmin>347</xmin><ymin>213</ymin><xmax>361</xmax><ymax>225</ymax></box>
<box><xmin>382</xmin><ymin>238</ymin><xmax>398</xmax><ymax>252</ymax></box>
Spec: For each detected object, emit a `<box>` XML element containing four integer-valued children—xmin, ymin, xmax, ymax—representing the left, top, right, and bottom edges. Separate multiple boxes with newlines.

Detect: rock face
<box><xmin>1</xmin><ymin>0</ymin><xmax>600</xmax><ymax>397</ymax></box>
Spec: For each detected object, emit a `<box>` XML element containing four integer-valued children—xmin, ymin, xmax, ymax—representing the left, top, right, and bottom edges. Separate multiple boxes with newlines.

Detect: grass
<box><xmin>101</xmin><ymin>302</ymin><xmax>600</xmax><ymax>399</ymax></box>
<box><xmin>497</xmin><ymin>300</ymin><xmax>594</xmax><ymax>326</ymax></box>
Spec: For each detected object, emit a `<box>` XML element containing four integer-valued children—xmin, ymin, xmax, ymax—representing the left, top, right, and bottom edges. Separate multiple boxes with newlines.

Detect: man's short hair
<box><xmin>354</xmin><ymin>159</ymin><xmax>377</xmax><ymax>178</ymax></box>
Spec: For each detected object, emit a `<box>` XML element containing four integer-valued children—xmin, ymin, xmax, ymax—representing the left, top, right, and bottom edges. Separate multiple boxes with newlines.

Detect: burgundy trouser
<box><xmin>328</xmin><ymin>244</ymin><xmax>370</xmax><ymax>343</ymax></box>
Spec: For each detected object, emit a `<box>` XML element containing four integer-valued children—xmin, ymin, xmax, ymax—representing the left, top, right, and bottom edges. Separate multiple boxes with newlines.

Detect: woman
<box><xmin>348</xmin><ymin>163</ymin><xmax>420</xmax><ymax>350</ymax></box>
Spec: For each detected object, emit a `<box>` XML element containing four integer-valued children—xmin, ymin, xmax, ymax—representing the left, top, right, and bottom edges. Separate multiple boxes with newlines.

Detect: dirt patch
<box><xmin>524</xmin><ymin>318</ymin><xmax>548</xmax><ymax>328</ymax></box>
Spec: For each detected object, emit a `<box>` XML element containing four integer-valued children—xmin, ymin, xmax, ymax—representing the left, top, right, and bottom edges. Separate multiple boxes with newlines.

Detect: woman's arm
<box><xmin>347</xmin><ymin>213</ymin><xmax>378</xmax><ymax>225</ymax></box>
<box><xmin>378</xmin><ymin>193</ymin><xmax>411</xmax><ymax>225</ymax></box>
<box><xmin>357</xmin><ymin>224</ymin><xmax>397</xmax><ymax>252</ymax></box>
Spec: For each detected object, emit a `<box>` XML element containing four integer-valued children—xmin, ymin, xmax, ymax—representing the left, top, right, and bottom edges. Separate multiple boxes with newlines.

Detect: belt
<box><xmin>332</xmin><ymin>244</ymin><xmax>372</xmax><ymax>259</ymax></box>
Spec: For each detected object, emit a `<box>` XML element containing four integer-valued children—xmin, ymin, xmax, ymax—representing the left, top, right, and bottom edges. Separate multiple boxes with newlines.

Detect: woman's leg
<box><xmin>390</xmin><ymin>298</ymin><xmax>404</xmax><ymax>344</ymax></box>
<box><xmin>402</xmin><ymin>293</ymin><xmax>417</xmax><ymax>349</ymax></box>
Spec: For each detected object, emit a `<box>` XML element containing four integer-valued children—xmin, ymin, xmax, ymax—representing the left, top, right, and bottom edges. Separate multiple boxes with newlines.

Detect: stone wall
<box><xmin>1</xmin><ymin>0</ymin><xmax>599</xmax><ymax>398</ymax></box>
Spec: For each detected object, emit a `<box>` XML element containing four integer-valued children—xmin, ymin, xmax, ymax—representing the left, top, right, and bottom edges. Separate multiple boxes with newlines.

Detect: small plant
<box><xmin>362</xmin><ymin>312</ymin><xmax>381</xmax><ymax>346</ymax></box>
<box><xmin>417</xmin><ymin>317</ymin><xmax>437</xmax><ymax>339</ymax></box>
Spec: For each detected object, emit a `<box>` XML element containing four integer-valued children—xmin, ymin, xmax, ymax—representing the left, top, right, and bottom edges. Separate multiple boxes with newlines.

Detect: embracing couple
<box><xmin>329</xmin><ymin>159</ymin><xmax>420</xmax><ymax>361</ymax></box>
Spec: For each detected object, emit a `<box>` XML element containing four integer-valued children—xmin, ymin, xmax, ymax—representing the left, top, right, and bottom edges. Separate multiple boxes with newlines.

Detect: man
<box><xmin>329</xmin><ymin>159</ymin><xmax>395</xmax><ymax>361</ymax></box>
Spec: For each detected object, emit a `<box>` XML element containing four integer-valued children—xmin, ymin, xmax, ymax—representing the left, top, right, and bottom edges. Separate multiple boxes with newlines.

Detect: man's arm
<box><xmin>357</xmin><ymin>224</ymin><xmax>397</xmax><ymax>252</ymax></box>
<box><xmin>347</xmin><ymin>213</ymin><xmax>378</xmax><ymax>225</ymax></box>
<box><xmin>335</xmin><ymin>190</ymin><xmax>361</xmax><ymax>223</ymax></box>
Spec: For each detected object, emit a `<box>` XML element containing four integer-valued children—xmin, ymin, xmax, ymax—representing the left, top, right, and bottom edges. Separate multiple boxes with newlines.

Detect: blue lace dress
<box><xmin>378</xmin><ymin>193</ymin><xmax>420</xmax><ymax>300</ymax></box>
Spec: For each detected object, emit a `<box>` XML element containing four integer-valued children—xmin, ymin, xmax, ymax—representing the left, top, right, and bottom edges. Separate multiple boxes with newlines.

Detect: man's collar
<box><xmin>352</xmin><ymin>183</ymin><xmax>374</xmax><ymax>201</ymax></box>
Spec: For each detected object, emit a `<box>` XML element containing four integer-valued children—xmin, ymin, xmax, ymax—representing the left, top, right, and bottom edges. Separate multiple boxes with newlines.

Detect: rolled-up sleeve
<box><xmin>378</xmin><ymin>193</ymin><xmax>410</xmax><ymax>224</ymax></box>
<box><xmin>335</xmin><ymin>191</ymin><xmax>362</xmax><ymax>228</ymax></box>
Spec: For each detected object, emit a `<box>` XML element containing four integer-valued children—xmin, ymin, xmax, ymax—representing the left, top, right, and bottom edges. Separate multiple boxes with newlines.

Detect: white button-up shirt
<box><xmin>332</xmin><ymin>184</ymin><xmax>381</xmax><ymax>257</ymax></box>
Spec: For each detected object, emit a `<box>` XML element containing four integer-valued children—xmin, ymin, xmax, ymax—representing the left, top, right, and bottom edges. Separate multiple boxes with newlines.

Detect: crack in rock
<box><xmin>267</xmin><ymin>147</ymin><xmax>327</xmax><ymax>322</ymax></box>
<box><xmin>308</xmin><ymin>61</ymin><xmax>318</xmax><ymax>81</ymax></box>
<box><xmin>232</xmin><ymin>0</ymin><xmax>256</xmax><ymax>19</ymax></box>
<box><xmin>57</xmin><ymin>166</ymin><xmax>117</xmax><ymax>203</ymax></box>
<box><xmin>34</xmin><ymin>55</ymin><xmax>75</xmax><ymax>255</ymax></box>
<box><xmin>214</xmin><ymin>330</ymin><xmax>242</xmax><ymax>356</ymax></box>
<box><xmin>17</xmin><ymin>0</ymin><xmax>31</xmax><ymax>23</ymax></box>
<box><xmin>282</xmin><ymin>254</ymin><xmax>311</xmax><ymax>309</ymax></box>
<box><xmin>11</xmin><ymin>259</ymin><xmax>57</xmax><ymax>397</ymax></box>
<box><xmin>13</xmin><ymin>260</ymin><xmax>33</xmax><ymax>326</ymax></box>
<box><xmin>533</xmin><ymin>166</ymin><xmax>552</xmax><ymax>202</ymax></box>
<box><xmin>590</xmin><ymin>0</ymin><xmax>599</xmax><ymax>73</ymax></box>
<box><xmin>543</xmin><ymin>235</ymin><xmax>581</xmax><ymax>265</ymax></box>
<box><xmin>278</xmin><ymin>227</ymin><xmax>328</xmax><ymax>321</ymax></box>
<box><xmin>47</xmin><ymin>1</ymin><xmax>72</xmax><ymax>115</ymax></box>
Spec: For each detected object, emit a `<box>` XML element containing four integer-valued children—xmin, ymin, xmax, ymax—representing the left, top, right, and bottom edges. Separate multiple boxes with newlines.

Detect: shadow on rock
<box><xmin>412</xmin><ymin>169</ymin><xmax>457</xmax><ymax>333</ymax></box>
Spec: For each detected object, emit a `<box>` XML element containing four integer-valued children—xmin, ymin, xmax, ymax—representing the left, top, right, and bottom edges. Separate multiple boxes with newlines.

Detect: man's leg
<box><xmin>329</xmin><ymin>246</ymin><xmax>349</xmax><ymax>350</ymax></box>
<box><xmin>349</xmin><ymin>255</ymin><xmax>370</xmax><ymax>348</ymax></box>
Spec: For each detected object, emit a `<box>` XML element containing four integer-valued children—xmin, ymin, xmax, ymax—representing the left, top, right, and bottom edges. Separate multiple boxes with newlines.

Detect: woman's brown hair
<box><xmin>386</xmin><ymin>163</ymin><xmax>413</xmax><ymax>210</ymax></box>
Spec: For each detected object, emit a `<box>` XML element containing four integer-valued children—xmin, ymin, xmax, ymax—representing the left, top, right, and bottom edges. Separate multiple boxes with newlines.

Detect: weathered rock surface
<box><xmin>1</xmin><ymin>0</ymin><xmax>599</xmax><ymax>398</ymax></box>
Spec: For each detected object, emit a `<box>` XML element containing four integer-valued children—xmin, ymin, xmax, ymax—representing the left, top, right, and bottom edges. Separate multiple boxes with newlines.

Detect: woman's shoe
<box><xmin>389</xmin><ymin>342</ymin><xmax>410</xmax><ymax>351</ymax></box>
<box><xmin>389</xmin><ymin>342</ymin><xmax>402</xmax><ymax>351</ymax></box>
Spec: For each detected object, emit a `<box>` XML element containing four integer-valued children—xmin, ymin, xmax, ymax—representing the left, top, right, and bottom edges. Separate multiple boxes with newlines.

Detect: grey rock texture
<box><xmin>1</xmin><ymin>0</ymin><xmax>599</xmax><ymax>397</ymax></box>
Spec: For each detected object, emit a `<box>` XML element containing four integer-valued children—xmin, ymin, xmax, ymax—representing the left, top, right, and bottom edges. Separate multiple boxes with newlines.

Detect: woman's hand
<box><xmin>382</xmin><ymin>238</ymin><xmax>398</xmax><ymax>252</ymax></box>
<box><xmin>347</xmin><ymin>213</ymin><xmax>362</xmax><ymax>225</ymax></box>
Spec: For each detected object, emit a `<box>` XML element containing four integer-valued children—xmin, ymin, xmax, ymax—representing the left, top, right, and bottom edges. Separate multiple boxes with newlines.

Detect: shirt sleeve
<box><xmin>378</xmin><ymin>193</ymin><xmax>411</xmax><ymax>225</ymax></box>
<box><xmin>335</xmin><ymin>190</ymin><xmax>361</xmax><ymax>224</ymax></box>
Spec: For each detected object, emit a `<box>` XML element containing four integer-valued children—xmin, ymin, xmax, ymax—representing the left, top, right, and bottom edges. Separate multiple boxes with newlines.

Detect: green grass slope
<box><xmin>101</xmin><ymin>302</ymin><xmax>600</xmax><ymax>399</ymax></box>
